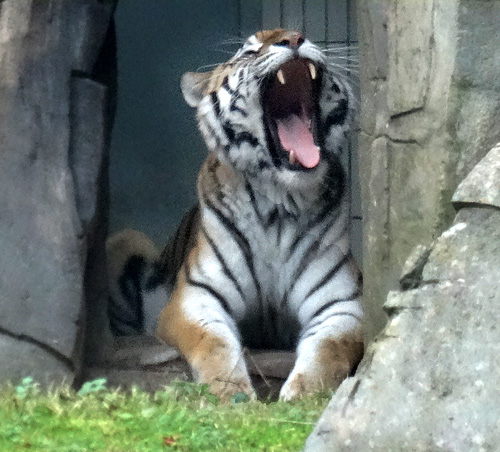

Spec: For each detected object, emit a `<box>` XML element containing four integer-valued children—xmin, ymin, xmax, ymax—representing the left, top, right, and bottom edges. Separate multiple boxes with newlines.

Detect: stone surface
<box><xmin>304</xmin><ymin>152</ymin><xmax>500</xmax><ymax>450</ymax></box>
<box><xmin>452</xmin><ymin>143</ymin><xmax>500</xmax><ymax>209</ymax></box>
<box><xmin>69</xmin><ymin>76</ymin><xmax>108</xmax><ymax>233</ymax></box>
<box><xmin>0</xmin><ymin>335</ymin><xmax>72</xmax><ymax>386</ymax></box>
<box><xmin>358</xmin><ymin>0</ymin><xmax>500</xmax><ymax>342</ymax></box>
<box><xmin>399</xmin><ymin>243</ymin><xmax>434</xmax><ymax>290</ymax></box>
<box><xmin>0</xmin><ymin>0</ymin><xmax>116</xmax><ymax>385</ymax></box>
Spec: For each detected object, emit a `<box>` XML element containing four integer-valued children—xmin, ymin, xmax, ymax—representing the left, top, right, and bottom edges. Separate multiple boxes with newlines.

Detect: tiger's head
<box><xmin>181</xmin><ymin>29</ymin><xmax>354</xmax><ymax>190</ymax></box>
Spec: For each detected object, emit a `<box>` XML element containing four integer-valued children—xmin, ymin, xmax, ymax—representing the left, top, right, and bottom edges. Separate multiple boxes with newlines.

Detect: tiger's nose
<box><xmin>278</xmin><ymin>31</ymin><xmax>305</xmax><ymax>49</ymax></box>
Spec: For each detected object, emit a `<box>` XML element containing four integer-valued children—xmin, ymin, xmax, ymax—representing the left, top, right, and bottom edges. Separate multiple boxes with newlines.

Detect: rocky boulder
<box><xmin>304</xmin><ymin>143</ymin><xmax>500</xmax><ymax>451</ymax></box>
<box><xmin>0</xmin><ymin>1</ymin><xmax>116</xmax><ymax>385</ymax></box>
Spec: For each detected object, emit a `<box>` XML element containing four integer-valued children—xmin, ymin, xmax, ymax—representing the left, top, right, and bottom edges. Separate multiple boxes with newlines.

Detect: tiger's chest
<box><xmin>203</xmin><ymin>190</ymin><xmax>341</xmax><ymax>301</ymax></box>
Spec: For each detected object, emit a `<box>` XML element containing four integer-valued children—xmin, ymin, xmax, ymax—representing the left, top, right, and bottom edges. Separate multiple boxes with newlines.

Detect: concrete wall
<box><xmin>109</xmin><ymin>0</ymin><xmax>240</xmax><ymax>245</ymax></box>
<box><xmin>358</xmin><ymin>0</ymin><xmax>500</xmax><ymax>341</ymax></box>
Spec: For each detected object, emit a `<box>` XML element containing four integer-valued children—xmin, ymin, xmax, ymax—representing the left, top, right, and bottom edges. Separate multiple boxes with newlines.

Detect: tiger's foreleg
<box><xmin>156</xmin><ymin>275</ymin><xmax>255</xmax><ymax>402</ymax></box>
<box><xmin>280</xmin><ymin>313</ymin><xmax>364</xmax><ymax>401</ymax></box>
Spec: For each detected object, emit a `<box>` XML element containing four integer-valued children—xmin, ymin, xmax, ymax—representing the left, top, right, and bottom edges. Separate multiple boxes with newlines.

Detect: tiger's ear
<box><xmin>181</xmin><ymin>72</ymin><xmax>212</xmax><ymax>107</ymax></box>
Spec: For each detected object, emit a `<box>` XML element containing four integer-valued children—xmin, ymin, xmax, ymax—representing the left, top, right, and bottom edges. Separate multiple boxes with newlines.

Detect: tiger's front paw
<box><xmin>280</xmin><ymin>336</ymin><xmax>364</xmax><ymax>400</ymax></box>
<box><xmin>206</xmin><ymin>376</ymin><xmax>256</xmax><ymax>402</ymax></box>
<box><xmin>279</xmin><ymin>371</ymin><xmax>333</xmax><ymax>401</ymax></box>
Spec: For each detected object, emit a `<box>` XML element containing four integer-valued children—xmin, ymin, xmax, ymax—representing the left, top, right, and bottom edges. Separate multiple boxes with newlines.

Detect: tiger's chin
<box><xmin>273</xmin><ymin>161</ymin><xmax>328</xmax><ymax>191</ymax></box>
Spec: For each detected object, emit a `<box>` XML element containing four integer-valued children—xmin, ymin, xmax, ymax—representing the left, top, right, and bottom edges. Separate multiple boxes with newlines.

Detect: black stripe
<box><xmin>300</xmin><ymin>311</ymin><xmax>362</xmax><ymax>342</ymax></box>
<box><xmin>309</xmin><ymin>291</ymin><xmax>362</xmax><ymax>323</ymax></box>
<box><xmin>170</xmin><ymin>219</ymin><xmax>185</xmax><ymax>264</ymax></box>
<box><xmin>157</xmin><ymin>206</ymin><xmax>199</xmax><ymax>279</ymax></box>
<box><xmin>245</xmin><ymin>181</ymin><xmax>264</xmax><ymax>224</ymax></box>
<box><xmin>175</xmin><ymin>206</ymin><xmax>198</xmax><ymax>267</ymax></box>
<box><xmin>304</xmin><ymin>253</ymin><xmax>350</xmax><ymax>300</ymax></box>
<box><xmin>280</xmin><ymin>290</ymin><xmax>289</xmax><ymax>309</ymax></box>
<box><xmin>286</xmin><ymin>161</ymin><xmax>345</xmax><ymax>260</ymax></box>
<box><xmin>198</xmin><ymin>319</ymin><xmax>225</xmax><ymax>329</ymax></box>
<box><xmin>186</xmin><ymin>277</ymin><xmax>232</xmax><ymax>315</ymax></box>
<box><xmin>290</xmin><ymin>215</ymin><xmax>347</xmax><ymax>290</ymax></box>
<box><xmin>223</xmin><ymin>123</ymin><xmax>235</xmax><ymax>141</ymax></box>
<box><xmin>255</xmin><ymin>52</ymin><xmax>275</xmax><ymax>69</ymax></box>
<box><xmin>211</xmin><ymin>92</ymin><xmax>220</xmax><ymax>116</ymax></box>
<box><xmin>201</xmin><ymin>226</ymin><xmax>246</xmax><ymax>302</ymax></box>
<box><xmin>183</xmin><ymin>261</ymin><xmax>232</xmax><ymax>315</ymax></box>
<box><xmin>324</xmin><ymin>98</ymin><xmax>348</xmax><ymax>130</ymax></box>
<box><xmin>264</xmin><ymin>208</ymin><xmax>279</xmax><ymax>229</ymax></box>
<box><xmin>287</xmin><ymin>194</ymin><xmax>299</xmax><ymax>214</ymax></box>
<box><xmin>235</xmin><ymin>131</ymin><xmax>259</xmax><ymax>147</ymax></box>
<box><xmin>204</xmin><ymin>198</ymin><xmax>262</xmax><ymax>305</ymax></box>
<box><xmin>116</xmin><ymin>255</ymin><xmax>145</xmax><ymax>333</ymax></box>
<box><xmin>284</xmin><ymin>220</ymin><xmax>348</xmax><ymax>308</ymax></box>
<box><xmin>229</xmin><ymin>71</ymin><xmax>248</xmax><ymax>116</ymax></box>
<box><xmin>287</xmin><ymin>201</ymin><xmax>335</xmax><ymax>259</ymax></box>
<box><xmin>183</xmin><ymin>207</ymin><xmax>199</xmax><ymax>246</ymax></box>
<box><xmin>289</xmin><ymin>238</ymin><xmax>333</xmax><ymax>295</ymax></box>
<box><xmin>230</xmin><ymin>103</ymin><xmax>248</xmax><ymax>116</ymax></box>
<box><xmin>276</xmin><ymin>215</ymin><xmax>282</xmax><ymax>244</ymax></box>
<box><xmin>222</xmin><ymin>75</ymin><xmax>233</xmax><ymax>93</ymax></box>
<box><xmin>237</xmin><ymin>68</ymin><xmax>244</xmax><ymax>86</ymax></box>
<box><xmin>203</xmin><ymin>120</ymin><xmax>222</xmax><ymax>148</ymax></box>
<box><xmin>222</xmin><ymin>123</ymin><xmax>259</xmax><ymax>148</ymax></box>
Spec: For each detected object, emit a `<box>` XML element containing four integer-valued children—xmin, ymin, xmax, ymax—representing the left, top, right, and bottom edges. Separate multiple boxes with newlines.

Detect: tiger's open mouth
<box><xmin>261</xmin><ymin>58</ymin><xmax>322</xmax><ymax>171</ymax></box>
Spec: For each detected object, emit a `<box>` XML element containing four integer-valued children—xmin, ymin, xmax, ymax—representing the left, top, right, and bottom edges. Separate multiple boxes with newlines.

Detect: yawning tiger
<box><xmin>108</xmin><ymin>29</ymin><xmax>363</xmax><ymax>401</ymax></box>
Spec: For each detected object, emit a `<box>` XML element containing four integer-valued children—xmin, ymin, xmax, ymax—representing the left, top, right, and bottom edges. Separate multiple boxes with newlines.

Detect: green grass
<box><xmin>0</xmin><ymin>378</ymin><xmax>329</xmax><ymax>452</ymax></box>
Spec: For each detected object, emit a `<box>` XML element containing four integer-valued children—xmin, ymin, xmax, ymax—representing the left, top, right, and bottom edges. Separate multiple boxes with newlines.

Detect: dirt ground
<box><xmin>83</xmin><ymin>336</ymin><xmax>295</xmax><ymax>401</ymax></box>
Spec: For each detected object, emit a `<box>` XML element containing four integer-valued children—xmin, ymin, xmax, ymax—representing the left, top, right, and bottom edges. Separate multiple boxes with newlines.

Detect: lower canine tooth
<box><xmin>289</xmin><ymin>151</ymin><xmax>296</xmax><ymax>164</ymax></box>
<box><xmin>308</xmin><ymin>63</ymin><xmax>317</xmax><ymax>80</ymax></box>
<box><xmin>277</xmin><ymin>69</ymin><xmax>286</xmax><ymax>85</ymax></box>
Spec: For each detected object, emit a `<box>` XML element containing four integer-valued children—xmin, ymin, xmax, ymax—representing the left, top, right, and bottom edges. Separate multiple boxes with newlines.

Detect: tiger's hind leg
<box><xmin>280</xmin><ymin>316</ymin><xmax>364</xmax><ymax>401</ymax></box>
<box><xmin>156</xmin><ymin>276</ymin><xmax>256</xmax><ymax>402</ymax></box>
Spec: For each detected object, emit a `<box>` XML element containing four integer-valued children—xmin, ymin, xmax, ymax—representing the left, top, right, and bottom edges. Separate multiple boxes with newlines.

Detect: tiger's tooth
<box><xmin>308</xmin><ymin>63</ymin><xmax>317</xmax><ymax>80</ymax></box>
<box><xmin>289</xmin><ymin>150</ymin><xmax>296</xmax><ymax>164</ymax></box>
<box><xmin>277</xmin><ymin>69</ymin><xmax>286</xmax><ymax>85</ymax></box>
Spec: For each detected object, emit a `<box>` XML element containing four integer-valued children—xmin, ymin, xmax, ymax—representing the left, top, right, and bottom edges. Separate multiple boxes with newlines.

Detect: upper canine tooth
<box><xmin>277</xmin><ymin>69</ymin><xmax>286</xmax><ymax>85</ymax></box>
<box><xmin>308</xmin><ymin>63</ymin><xmax>317</xmax><ymax>80</ymax></box>
<box><xmin>289</xmin><ymin>150</ymin><xmax>296</xmax><ymax>164</ymax></box>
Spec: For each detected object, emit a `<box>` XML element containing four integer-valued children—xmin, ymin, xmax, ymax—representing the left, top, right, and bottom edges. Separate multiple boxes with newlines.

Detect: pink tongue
<box><xmin>276</xmin><ymin>114</ymin><xmax>320</xmax><ymax>168</ymax></box>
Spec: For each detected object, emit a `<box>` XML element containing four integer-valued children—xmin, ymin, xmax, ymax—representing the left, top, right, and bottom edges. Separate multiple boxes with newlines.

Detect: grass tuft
<box><xmin>0</xmin><ymin>378</ymin><xmax>330</xmax><ymax>451</ymax></box>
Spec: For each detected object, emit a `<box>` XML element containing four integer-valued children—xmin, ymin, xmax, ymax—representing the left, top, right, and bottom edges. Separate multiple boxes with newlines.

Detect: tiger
<box><xmin>108</xmin><ymin>29</ymin><xmax>364</xmax><ymax>401</ymax></box>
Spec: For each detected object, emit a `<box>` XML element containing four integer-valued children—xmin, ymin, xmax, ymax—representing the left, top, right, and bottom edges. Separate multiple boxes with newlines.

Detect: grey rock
<box><xmin>358</xmin><ymin>0</ymin><xmax>500</xmax><ymax>344</ymax></box>
<box><xmin>0</xmin><ymin>1</ymin><xmax>115</xmax><ymax>384</ymax></box>
<box><xmin>69</xmin><ymin>76</ymin><xmax>107</xmax><ymax>233</ymax></box>
<box><xmin>387</xmin><ymin>2</ymin><xmax>433</xmax><ymax>116</ymax></box>
<box><xmin>452</xmin><ymin>143</ymin><xmax>500</xmax><ymax>209</ymax></box>
<box><xmin>399</xmin><ymin>243</ymin><xmax>434</xmax><ymax>290</ymax></box>
<box><xmin>70</xmin><ymin>1</ymin><xmax>116</xmax><ymax>72</ymax></box>
<box><xmin>0</xmin><ymin>334</ymin><xmax>72</xmax><ymax>385</ymax></box>
<box><xmin>305</xmin><ymin>206</ymin><xmax>500</xmax><ymax>451</ymax></box>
